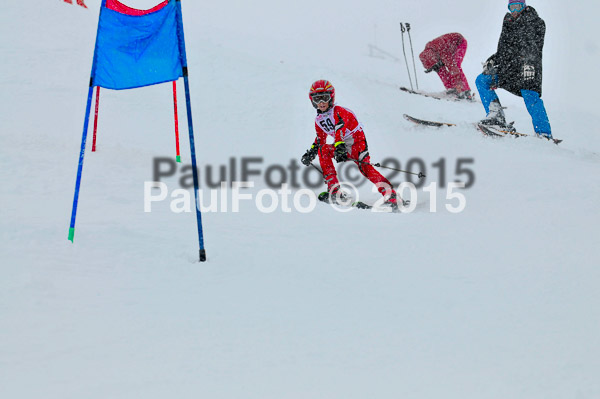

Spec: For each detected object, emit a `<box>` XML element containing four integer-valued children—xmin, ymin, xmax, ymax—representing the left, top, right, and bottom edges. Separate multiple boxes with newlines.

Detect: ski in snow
<box><xmin>403</xmin><ymin>113</ymin><xmax>457</xmax><ymax>127</ymax></box>
<box><xmin>403</xmin><ymin>114</ymin><xmax>562</xmax><ymax>144</ymax></box>
<box><xmin>317</xmin><ymin>192</ymin><xmax>412</xmax><ymax>213</ymax></box>
<box><xmin>476</xmin><ymin>124</ymin><xmax>563</xmax><ymax>144</ymax></box>
<box><xmin>399</xmin><ymin>86</ymin><xmax>477</xmax><ymax>102</ymax></box>
<box><xmin>318</xmin><ymin>191</ymin><xmax>372</xmax><ymax>210</ymax></box>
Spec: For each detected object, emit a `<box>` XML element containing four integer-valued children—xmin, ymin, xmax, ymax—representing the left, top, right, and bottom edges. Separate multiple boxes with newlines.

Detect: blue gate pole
<box><xmin>68</xmin><ymin>0</ymin><xmax>106</xmax><ymax>242</ymax></box>
<box><xmin>175</xmin><ymin>0</ymin><xmax>207</xmax><ymax>262</ymax></box>
<box><xmin>68</xmin><ymin>82</ymin><xmax>95</xmax><ymax>242</ymax></box>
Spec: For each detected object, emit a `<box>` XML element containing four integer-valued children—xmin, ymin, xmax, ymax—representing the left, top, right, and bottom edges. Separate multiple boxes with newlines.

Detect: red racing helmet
<box><xmin>309</xmin><ymin>80</ymin><xmax>335</xmax><ymax>108</ymax></box>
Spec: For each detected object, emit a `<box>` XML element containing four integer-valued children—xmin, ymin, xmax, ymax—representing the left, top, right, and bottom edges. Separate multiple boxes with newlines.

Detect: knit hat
<box><xmin>508</xmin><ymin>0</ymin><xmax>526</xmax><ymax>6</ymax></box>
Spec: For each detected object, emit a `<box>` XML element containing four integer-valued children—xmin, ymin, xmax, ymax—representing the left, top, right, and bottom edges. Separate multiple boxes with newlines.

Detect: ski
<box><xmin>399</xmin><ymin>86</ymin><xmax>476</xmax><ymax>102</ymax></box>
<box><xmin>476</xmin><ymin>123</ymin><xmax>525</xmax><ymax>138</ymax></box>
<box><xmin>404</xmin><ymin>112</ymin><xmax>517</xmax><ymax>138</ymax></box>
<box><xmin>477</xmin><ymin>124</ymin><xmax>563</xmax><ymax>144</ymax></box>
<box><xmin>475</xmin><ymin>123</ymin><xmax>510</xmax><ymax>138</ymax></box>
<box><xmin>318</xmin><ymin>192</ymin><xmax>410</xmax><ymax>212</ymax></box>
<box><xmin>353</xmin><ymin>201</ymin><xmax>373</xmax><ymax>210</ymax></box>
<box><xmin>403</xmin><ymin>113</ymin><xmax>456</xmax><ymax>127</ymax></box>
<box><xmin>404</xmin><ymin>114</ymin><xmax>562</xmax><ymax>144</ymax></box>
<box><xmin>318</xmin><ymin>191</ymin><xmax>372</xmax><ymax>210</ymax></box>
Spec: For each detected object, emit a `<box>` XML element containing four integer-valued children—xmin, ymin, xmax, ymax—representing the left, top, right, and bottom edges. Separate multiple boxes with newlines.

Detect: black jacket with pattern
<box><xmin>490</xmin><ymin>6</ymin><xmax>546</xmax><ymax>97</ymax></box>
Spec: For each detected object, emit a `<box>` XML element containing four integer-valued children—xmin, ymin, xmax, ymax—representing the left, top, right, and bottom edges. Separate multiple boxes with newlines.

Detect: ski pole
<box><xmin>405</xmin><ymin>23</ymin><xmax>419</xmax><ymax>90</ymax></box>
<box><xmin>310</xmin><ymin>162</ymin><xmax>324</xmax><ymax>177</ymax></box>
<box><xmin>400</xmin><ymin>23</ymin><xmax>414</xmax><ymax>91</ymax></box>
<box><xmin>356</xmin><ymin>159</ymin><xmax>426</xmax><ymax>179</ymax></box>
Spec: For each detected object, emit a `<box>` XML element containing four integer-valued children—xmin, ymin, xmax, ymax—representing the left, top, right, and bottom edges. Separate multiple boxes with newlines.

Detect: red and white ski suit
<box><xmin>419</xmin><ymin>32</ymin><xmax>471</xmax><ymax>92</ymax></box>
<box><xmin>312</xmin><ymin>105</ymin><xmax>396</xmax><ymax>199</ymax></box>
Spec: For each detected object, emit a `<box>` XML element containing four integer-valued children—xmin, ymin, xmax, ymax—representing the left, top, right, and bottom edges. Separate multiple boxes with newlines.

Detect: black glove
<box><xmin>523</xmin><ymin>64</ymin><xmax>535</xmax><ymax>81</ymax></box>
<box><xmin>425</xmin><ymin>60</ymin><xmax>444</xmax><ymax>73</ymax></box>
<box><xmin>301</xmin><ymin>145</ymin><xmax>318</xmax><ymax>166</ymax></box>
<box><xmin>334</xmin><ymin>142</ymin><xmax>348</xmax><ymax>163</ymax></box>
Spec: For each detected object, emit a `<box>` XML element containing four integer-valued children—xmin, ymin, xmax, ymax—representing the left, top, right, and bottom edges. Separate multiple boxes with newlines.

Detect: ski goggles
<box><xmin>508</xmin><ymin>3</ymin><xmax>525</xmax><ymax>12</ymax></box>
<box><xmin>310</xmin><ymin>93</ymin><xmax>331</xmax><ymax>104</ymax></box>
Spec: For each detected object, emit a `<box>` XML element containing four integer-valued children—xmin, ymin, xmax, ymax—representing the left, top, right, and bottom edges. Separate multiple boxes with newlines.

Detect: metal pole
<box><xmin>172</xmin><ymin>81</ymin><xmax>181</xmax><ymax>162</ymax></box>
<box><xmin>400</xmin><ymin>23</ymin><xmax>414</xmax><ymax>91</ymax></box>
<box><xmin>405</xmin><ymin>23</ymin><xmax>419</xmax><ymax>90</ymax></box>
<box><xmin>68</xmin><ymin>0</ymin><xmax>105</xmax><ymax>242</ymax></box>
<box><xmin>91</xmin><ymin>86</ymin><xmax>100</xmax><ymax>152</ymax></box>
<box><xmin>355</xmin><ymin>159</ymin><xmax>425</xmax><ymax>179</ymax></box>
<box><xmin>176</xmin><ymin>0</ymin><xmax>206</xmax><ymax>262</ymax></box>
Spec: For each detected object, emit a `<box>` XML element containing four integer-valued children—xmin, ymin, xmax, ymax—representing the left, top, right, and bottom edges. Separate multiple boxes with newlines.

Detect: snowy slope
<box><xmin>1</xmin><ymin>1</ymin><xmax>599</xmax><ymax>399</ymax></box>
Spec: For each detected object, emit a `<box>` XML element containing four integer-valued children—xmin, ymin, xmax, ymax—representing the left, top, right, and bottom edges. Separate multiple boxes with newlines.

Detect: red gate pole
<box><xmin>173</xmin><ymin>80</ymin><xmax>181</xmax><ymax>162</ymax></box>
<box><xmin>91</xmin><ymin>86</ymin><xmax>100</xmax><ymax>152</ymax></box>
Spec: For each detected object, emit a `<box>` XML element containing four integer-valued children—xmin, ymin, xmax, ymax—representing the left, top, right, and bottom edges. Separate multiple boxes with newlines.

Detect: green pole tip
<box><xmin>176</xmin><ymin>155</ymin><xmax>181</xmax><ymax>163</ymax></box>
<box><xmin>68</xmin><ymin>228</ymin><xmax>75</xmax><ymax>242</ymax></box>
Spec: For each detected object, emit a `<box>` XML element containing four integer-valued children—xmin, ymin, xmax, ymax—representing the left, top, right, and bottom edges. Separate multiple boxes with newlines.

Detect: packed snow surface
<box><xmin>1</xmin><ymin>1</ymin><xmax>599</xmax><ymax>398</ymax></box>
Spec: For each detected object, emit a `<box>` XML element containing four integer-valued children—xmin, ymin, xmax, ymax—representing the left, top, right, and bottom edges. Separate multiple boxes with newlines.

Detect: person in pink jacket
<box><xmin>419</xmin><ymin>33</ymin><xmax>472</xmax><ymax>99</ymax></box>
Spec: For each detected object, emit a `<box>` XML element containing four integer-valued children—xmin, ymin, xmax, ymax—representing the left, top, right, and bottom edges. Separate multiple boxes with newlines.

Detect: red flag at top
<box><xmin>63</xmin><ymin>0</ymin><xmax>88</xmax><ymax>8</ymax></box>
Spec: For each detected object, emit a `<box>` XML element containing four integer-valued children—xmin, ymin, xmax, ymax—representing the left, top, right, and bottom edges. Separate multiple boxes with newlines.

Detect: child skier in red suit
<box><xmin>419</xmin><ymin>33</ymin><xmax>472</xmax><ymax>99</ymax></box>
<box><xmin>301</xmin><ymin>80</ymin><xmax>399</xmax><ymax>209</ymax></box>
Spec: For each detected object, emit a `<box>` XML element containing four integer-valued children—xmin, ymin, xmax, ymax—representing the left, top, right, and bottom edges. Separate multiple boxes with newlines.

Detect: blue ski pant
<box><xmin>475</xmin><ymin>73</ymin><xmax>552</xmax><ymax>135</ymax></box>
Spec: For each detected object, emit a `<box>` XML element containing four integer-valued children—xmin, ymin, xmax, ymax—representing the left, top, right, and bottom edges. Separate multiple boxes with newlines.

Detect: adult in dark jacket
<box><xmin>475</xmin><ymin>0</ymin><xmax>552</xmax><ymax>138</ymax></box>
